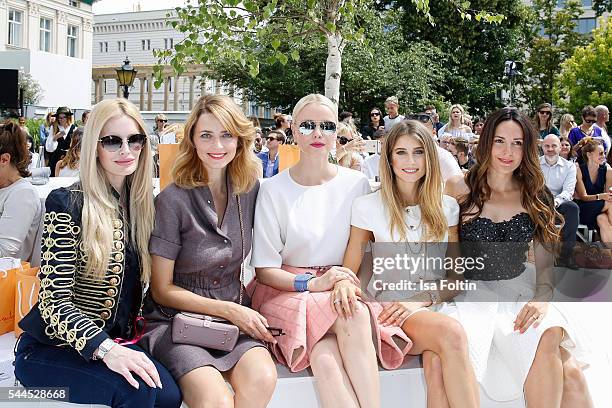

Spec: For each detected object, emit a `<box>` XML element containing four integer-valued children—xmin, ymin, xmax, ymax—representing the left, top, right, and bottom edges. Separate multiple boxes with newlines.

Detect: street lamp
<box><xmin>116</xmin><ymin>57</ymin><xmax>137</xmax><ymax>99</ymax></box>
<box><xmin>504</xmin><ymin>60</ymin><xmax>520</xmax><ymax>106</ymax></box>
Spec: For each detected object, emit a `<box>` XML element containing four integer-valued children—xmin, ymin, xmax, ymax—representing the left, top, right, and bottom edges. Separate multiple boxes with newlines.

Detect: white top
<box><xmin>437</xmin><ymin>145</ymin><xmax>463</xmax><ymax>183</ymax></box>
<box><xmin>383</xmin><ymin>115</ymin><xmax>405</xmax><ymax>131</ymax></box>
<box><xmin>58</xmin><ymin>166</ymin><xmax>80</xmax><ymax>178</ymax></box>
<box><xmin>251</xmin><ymin>166</ymin><xmax>371</xmax><ymax>268</ymax></box>
<box><xmin>0</xmin><ymin>178</ymin><xmax>42</xmax><ymax>262</ymax></box>
<box><xmin>45</xmin><ymin>125</ymin><xmax>72</xmax><ymax>153</ymax></box>
<box><xmin>352</xmin><ymin>191</ymin><xmax>459</xmax><ymax>300</ymax></box>
<box><xmin>361</xmin><ymin>153</ymin><xmax>380</xmax><ymax>179</ymax></box>
<box><xmin>351</xmin><ymin>191</ymin><xmax>459</xmax><ymax>242</ymax></box>
<box><xmin>600</xmin><ymin>126</ymin><xmax>610</xmax><ymax>154</ymax></box>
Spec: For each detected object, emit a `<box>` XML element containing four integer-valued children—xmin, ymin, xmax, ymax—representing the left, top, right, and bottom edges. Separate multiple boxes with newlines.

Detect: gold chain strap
<box><xmin>237</xmin><ymin>195</ymin><xmax>245</xmax><ymax>306</ymax></box>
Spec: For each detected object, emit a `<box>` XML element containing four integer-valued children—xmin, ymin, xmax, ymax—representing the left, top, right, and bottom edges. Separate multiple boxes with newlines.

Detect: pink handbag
<box><xmin>172</xmin><ymin>312</ymin><xmax>240</xmax><ymax>352</ymax></box>
<box><xmin>170</xmin><ymin>195</ymin><xmax>246</xmax><ymax>352</ymax></box>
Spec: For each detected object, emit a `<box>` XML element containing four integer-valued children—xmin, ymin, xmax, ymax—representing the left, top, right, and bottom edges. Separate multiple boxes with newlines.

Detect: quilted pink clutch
<box><xmin>172</xmin><ymin>312</ymin><xmax>239</xmax><ymax>352</ymax></box>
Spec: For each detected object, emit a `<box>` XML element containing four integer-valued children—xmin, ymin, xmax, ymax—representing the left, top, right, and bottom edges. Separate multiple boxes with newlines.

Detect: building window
<box><xmin>164</xmin><ymin>38</ymin><xmax>174</xmax><ymax>49</ymax></box>
<box><xmin>69</xmin><ymin>0</ymin><xmax>79</xmax><ymax>7</ymax></box>
<box><xmin>8</xmin><ymin>9</ymin><xmax>23</xmax><ymax>47</ymax></box>
<box><xmin>117</xmin><ymin>40</ymin><xmax>126</xmax><ymax>52</ymax></box>
<box><xmin>264</xmin><ymin>107</ymin><xmax>272</xmax><ymax>119</ymax></box>
<box><xmin>575</xmin><ymin>18</ymin><xmax>596</xmax><ymax>34</ymax></box>
<box><xmin>141</xmin><ymin>39</ymin><xmax>151</xmax><ymax>50</ymax></box>
<box><xmin>67</xmin><ymin>25</ymin><xmax>78</xmax><ymax>57</ymax></box>
<box><xmin>39</xmin><ymin>18</ymin><xmax>52</xmax><ymax>52</ymax></box>
<box><xmin>99</xmin><ymin>42</ymin><xmax>108</xmax><ymax>53</ymax></box>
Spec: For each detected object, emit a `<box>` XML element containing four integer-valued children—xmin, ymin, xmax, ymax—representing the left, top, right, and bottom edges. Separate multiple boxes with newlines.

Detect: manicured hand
<box><xmin>514</xmin><ymin>301</ymin><xmax>548</xmax><ymax>333</ymax></box>
<box><xmin>308</xmin><ymin>266</ymin><xmax>359</xmax><ymax>292</ymax></box>
<box><xmin>103</xmin><ymin>345</ymin><xmax>162</xmax><ymax>389</ymax></box>
<box><xmin>378</xmin><ymin>302</ymin><xmax>423</xmax><ymax>327</ymax></box>
<box><xmin>228</xmin><ymin>304</ymin><xmax>276</xmax><ymax>344</ymax></box>
<box><xmin>331</xmin><ymin>280</ymin><xmax>362</xmax><ymax>318</ymax></box>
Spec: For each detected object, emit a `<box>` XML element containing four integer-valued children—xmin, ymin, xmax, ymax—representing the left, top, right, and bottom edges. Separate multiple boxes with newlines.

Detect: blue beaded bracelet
<box><xmin>294</xmin><ymin>273</ymin><xmax>314</xmax><ymax>292</ymax></box>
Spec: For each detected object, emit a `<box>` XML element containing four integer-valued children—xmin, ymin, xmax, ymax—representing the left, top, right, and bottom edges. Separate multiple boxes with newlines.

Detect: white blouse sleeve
<box><xmin>250</xmin><ymin>185</ymin><xmax>284</xmax><ymax>268</ymax></box>
<box><xmin>443</xmin><ymin>195</ymin><xmax>460</xmax><ymax>227</ymax></box>
<box><xmin>350</xmin><ymin>195</ymin><xmax>372</xmax><ymax>231</ymax></box>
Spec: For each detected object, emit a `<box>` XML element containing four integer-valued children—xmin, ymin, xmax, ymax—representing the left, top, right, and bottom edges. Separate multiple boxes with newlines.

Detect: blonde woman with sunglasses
<box><xmin>249</xmin><ymin>94</ymin><xmax>411</xmax><ymax>408</ymax></box>
<box><xmin>16</xmin><ymin>99</ymin><xmax>181</xmax><ymax>407</ymax></box>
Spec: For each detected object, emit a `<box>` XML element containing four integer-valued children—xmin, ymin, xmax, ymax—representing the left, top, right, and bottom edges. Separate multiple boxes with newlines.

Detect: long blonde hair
<box><xmin>379</xmin><ymin>120</ymin><xmax>447</xmax><ymax>242</ymax></box>
<box><xmin>80</xmin><ymin>99</ymin><xmax>154</xmax><ymax>282</ymax></box>
<box><xmin>172</xmin><ymin>95</ymin><xmax>260</xmax><ymax>194</ymax></box>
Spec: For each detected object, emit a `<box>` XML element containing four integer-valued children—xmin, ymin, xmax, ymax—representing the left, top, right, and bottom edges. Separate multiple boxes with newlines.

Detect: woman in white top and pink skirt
<box><xmin>248</xmin><ymin>94</ymin><xmax>411</xmax><ymax>408</ymax></box>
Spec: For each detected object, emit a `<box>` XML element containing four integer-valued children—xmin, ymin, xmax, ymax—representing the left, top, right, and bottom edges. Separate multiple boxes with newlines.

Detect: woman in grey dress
<box><xmin>139</xmin><ymin>95</ymin><xmax>277</xmax><ymax>408</ymax></box>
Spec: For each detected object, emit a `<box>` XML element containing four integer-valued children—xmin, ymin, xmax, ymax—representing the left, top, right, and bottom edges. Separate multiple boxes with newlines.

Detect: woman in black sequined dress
<box><xmin>443</xmin><ymin>108</ymin><xmax>592</xmax><ymax>406</ymax></box>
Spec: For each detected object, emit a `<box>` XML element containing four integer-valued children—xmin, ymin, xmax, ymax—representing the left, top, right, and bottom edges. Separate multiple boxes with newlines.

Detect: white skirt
<box><xmin>436</xmin><ymin>264</ymin><xmax>592</xmax><ymax>401</ymax></box>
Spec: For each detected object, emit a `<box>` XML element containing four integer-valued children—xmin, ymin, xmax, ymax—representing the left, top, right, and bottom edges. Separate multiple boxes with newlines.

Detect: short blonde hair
<box><xmin>385</xmin><ymin>96</ymin><xmax>399</xmax><ymax>106</ymax></box>
<box><xmin>172</xmin><ymin>95</ymin><xmax>261</xmax><ymax>194</ymax></box>
<box><xmin>292</xmin><ymin>94</ymin><xmax>338</xmax><ymax>121</ymax></box>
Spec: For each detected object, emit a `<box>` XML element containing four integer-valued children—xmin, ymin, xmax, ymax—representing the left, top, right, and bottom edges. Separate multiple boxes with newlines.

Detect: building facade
<box><xmin>0</xmin><ymin>0</ymin><xmax>94</xmax><ymax>110</ymax></box>
<box><xmin>91</xmin><ymin>9</ymin><xmax>274</xmax><ymax>121</ymax></box>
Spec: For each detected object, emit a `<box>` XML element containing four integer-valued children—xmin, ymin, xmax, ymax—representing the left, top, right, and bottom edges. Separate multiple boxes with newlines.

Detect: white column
<box><xmin>0</xmin><ymin>1</ymin><xmax>8</xmax><ymax>50</ymax></box>
<box><xmin>139</xmin><ymin>77</ymin><xmax>145</xmax><ymax>110</ymax></box>
<box><xmin>163</xmin><ymin>77</ymin><xmax>169</xmax><ymax>111</ymax></box>
<box><xmin>27</xmin><ymin>2</ymin><xmax>39</xmax><ymax>51</ymax></box>
<box><xmin>147</xmin><ymin>74</ymin><xmax>153</xmax><ymax>111</ymax></box>
<box><xmin>82</xmin><ymin>18</ymin><xmax>93</xmax><ymax>61</ymax></box>
<box><xmin>173</xmin><ymin>75</ymin><xmax>179</xmax><ymax>111</ymax></box>
<box><xmin>56</xmin><ymin>10</ymin><xmax>68</xmax><ymax>56</ymax></box>
<box><xmin>189</xmin><ymin>76</ymin><xmax>195</xmax><ymax>109</ymax></box>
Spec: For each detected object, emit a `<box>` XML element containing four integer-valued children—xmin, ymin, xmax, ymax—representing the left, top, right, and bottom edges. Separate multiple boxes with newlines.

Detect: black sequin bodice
<box><xmin>460</xmin><ymin>212</ymin><xmax>535</xmax><ymax>281</ymax></box>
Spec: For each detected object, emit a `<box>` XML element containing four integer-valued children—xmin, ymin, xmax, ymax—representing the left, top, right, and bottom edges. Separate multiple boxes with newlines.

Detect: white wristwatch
<box><xmin>93</xmin><ymin>338</ymin><xmax>116</xmax><ymax>360</ymax></box>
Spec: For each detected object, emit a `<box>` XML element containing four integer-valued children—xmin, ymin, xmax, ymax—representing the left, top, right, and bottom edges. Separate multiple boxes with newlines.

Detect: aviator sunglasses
<box><xmin>298</xmin><ymin>120</ymin><xmax>337</xmax><ymax>136</ymax></box>
<box><xmin>98</xmin><ymin>134</ymin><xmax>147</xmax><ymax>152</ymax></box>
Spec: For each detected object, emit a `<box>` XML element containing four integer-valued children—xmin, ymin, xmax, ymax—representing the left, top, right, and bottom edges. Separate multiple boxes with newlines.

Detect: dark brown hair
<box><xmin>460</xmin><ymin>107</ymin><xmax>560</xmax><ymax>244</ymax></box>
<box><xmin>0</xmin><ymin>121</ymin><xmax>31</xmax><ymax>177</ymax></box>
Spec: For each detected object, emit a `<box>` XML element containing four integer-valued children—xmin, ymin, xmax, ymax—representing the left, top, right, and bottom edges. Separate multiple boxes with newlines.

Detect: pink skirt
<box><xmin>246</xmin><ymin>265</ymin><xmax>412</xmax><ymax>372</ymax></box>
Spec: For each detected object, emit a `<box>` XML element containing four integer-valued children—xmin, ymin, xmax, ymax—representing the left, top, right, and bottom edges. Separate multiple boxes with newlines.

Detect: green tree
<box><xmin>554</xmin><ymin>18</ymin><xmax>612</xmax><ymax>115</ymax></box>
<box><xmin>390</xmin><ymin>0</ymin><xmax>530</xmax><ymax>114</ymax></box>
<box><xmin>18</xmin><ymin>72</ymin><xmax>44</xmax><ymax>105</ymax></box>
<box><xmin>158</xmin><ymin>0</ymin><xmax>503</xmax><ymax>104</ymax></box>
<box><xmin>593</xmin><ymin>0</ymin><xmax>611</xmax><ymax>16</ymax></box>
<box><xmin>520</xmin><ymin>0</ymin><xmax>585</xmax><ymax>110</ymax></box>
<box><xmin>207</xmin><ymin>9</ymin><xmax>451</xmax><ymax>121</ymax></box>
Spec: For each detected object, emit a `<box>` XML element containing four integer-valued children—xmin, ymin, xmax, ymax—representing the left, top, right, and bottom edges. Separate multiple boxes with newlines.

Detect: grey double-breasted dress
<box><xmin>138</xmin><ymin>179</ymin><xmax>264</xmax><ymax>379</ymax></box>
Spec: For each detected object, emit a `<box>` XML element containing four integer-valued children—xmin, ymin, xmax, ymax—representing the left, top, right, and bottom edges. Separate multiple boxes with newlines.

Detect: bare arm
<box><xmin>575</xmin><ymin>165</ymin><xmax>603</xmax><ymax>201</ymax></box>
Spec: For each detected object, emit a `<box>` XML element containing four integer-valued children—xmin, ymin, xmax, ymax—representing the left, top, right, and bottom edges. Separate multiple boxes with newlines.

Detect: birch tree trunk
<box><xmin>324</xmin><ymin>32</ymin><xmax>344</xmax><ymax>105</ymax></box>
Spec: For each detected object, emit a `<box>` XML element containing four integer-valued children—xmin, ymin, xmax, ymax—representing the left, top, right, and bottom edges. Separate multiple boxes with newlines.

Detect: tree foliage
<box><xmin>158</xmin><ymin>0</ymin><xmax>506</xmax><ymax>105</ymax></box>
<box><xmin>554</xmin><ymin>18</ymin><xmax>612</xmax><ymax>115</ymax></box>
<box><xmin>389</xmin><ymin>0</ymin><xmax>531</xmax><ymax>115</ymax></box>
<box><xmin>18</xmin><ymin>72</ymin><xmax>43</xmax><ymax>105</ymax></box>
<box><xmin>208</xmin><ymin>9</ymin><xmax>451</xmax><ymax>121</ymax></box>
<box><xmin>520</xmin><ymin>0</ymin><xmax>585</xmax><ymax>110</ymax></box>
<box><xmin>593</xmin><ymin>0</ymin><xmax>611</xmax><ymax>16</ymax></box>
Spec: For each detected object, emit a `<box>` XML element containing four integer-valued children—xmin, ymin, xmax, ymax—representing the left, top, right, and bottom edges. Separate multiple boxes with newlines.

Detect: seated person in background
<box><xmin>159</xmin><ymin>123</ymin><xmax>184</xmax><ymax>144</ymax></box>
<box><xmin>26</xmin><ymin>134</ymin><xmax>40</xmax><ymax>171</ymax></box>
<box><xmin>258</xmin><ymin>129</ymin><xmax>285</xmax><ymax>178</ymax></box>
<box><xmin>540</xmin><ymin>134</ymin><xmax>579</xmax><ymax>268</ymax></box>
<box><xmin>559</xmin><ymin>136</ymin><xmax>573</xmax><ymax>161</ymax></box>
<box><xmin>0</xmin><ymin>121</ymin><xmax>42</xmax><ymax>262</ymax></box>
<box><xmin>55</xmin><ymin>126</ymin><xmax>83</xmax><ymax>177</ymax></box>
<box><xmin>453</xmin><ymin>139</ymin><xmax>474</xmax><ymax>171</ymax></box>
<box><xmin>569</xmin><ymin>106</ymin><xmax>607</xmax><ymax>150</ymax></box>
<box><xmin>361</xmin><ymin>129</ymin><xmax>385</xmax><ymax>179</ymax></box>
<box><xmin>574</xmin><ymin>138</ymin><xmax>612</xmax><ymax>245</ymax></box>
<box><xmin>335</xmin><ymin>122</ymin><xmax>364</xmax><ymax>171</ymax></box>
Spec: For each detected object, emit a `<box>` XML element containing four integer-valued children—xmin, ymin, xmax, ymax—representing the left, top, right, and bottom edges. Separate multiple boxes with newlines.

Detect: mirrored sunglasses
<box><xmin>298</xmin><ymin>120</ymin><xmax>337</xmax><ymax>136</ymax></box>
